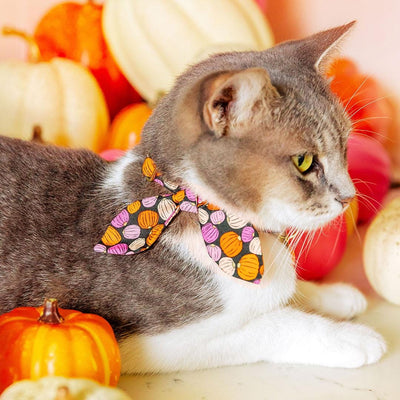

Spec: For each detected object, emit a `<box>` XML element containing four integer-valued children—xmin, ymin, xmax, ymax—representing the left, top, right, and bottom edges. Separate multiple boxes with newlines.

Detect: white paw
<box><xmin>314</xmin><ymin>283</ymin><xmax>367</xmax><ymax>320</ymax></box>
<box><xmin>322</xmin><ymin>322</ymin><xmax>386</xmax><ymax>368</ymax></box>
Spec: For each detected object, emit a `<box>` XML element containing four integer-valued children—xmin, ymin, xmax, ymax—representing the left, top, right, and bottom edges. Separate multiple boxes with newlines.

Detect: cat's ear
<box><xmin>302</xmin><ymin>21</ymin><xmax>356</xmax><ymax>73</ymax></box>
<box><xmin>202</xmin><ymin>68</ymin><xmax>279</xmax><ymax>138</ymax></box>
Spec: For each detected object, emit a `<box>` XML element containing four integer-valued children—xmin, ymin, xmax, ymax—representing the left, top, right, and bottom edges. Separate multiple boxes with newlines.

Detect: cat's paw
<box><xmin>313</xmin><ymin>283</ymin><xmax>367</xmax><ymax>320</ymax></box>
<box><xmin>323</xmin><ymin>322</ymin><xmax>386</xmax><ymax>368</ymax></box>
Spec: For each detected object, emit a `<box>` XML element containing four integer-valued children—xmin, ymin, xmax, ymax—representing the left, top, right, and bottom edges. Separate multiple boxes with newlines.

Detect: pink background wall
<box><xmin>1</xmin><ymin>0</ymin><xmax>399</xmax><ymax>173</ymax></box>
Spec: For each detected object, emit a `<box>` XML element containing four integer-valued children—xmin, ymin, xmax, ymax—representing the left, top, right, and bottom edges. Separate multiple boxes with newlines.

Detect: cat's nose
<box><xmin>335</xmin><ymin>195</ymin><xmax>354</xmax><ymax>209</ymax></box>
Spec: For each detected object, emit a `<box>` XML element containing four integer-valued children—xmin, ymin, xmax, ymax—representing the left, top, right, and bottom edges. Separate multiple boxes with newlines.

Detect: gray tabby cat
<box><xmin>0</xmin><ymin>22</ymin><xmax>386</xmax><ymax>372</ymax></box>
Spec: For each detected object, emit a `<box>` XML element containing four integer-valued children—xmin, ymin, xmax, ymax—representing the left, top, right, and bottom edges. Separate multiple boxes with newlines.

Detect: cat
<box><xmin>0</xmin><ymin>22</ymin><xmax>386</xmax><ymax>373</ymax></box>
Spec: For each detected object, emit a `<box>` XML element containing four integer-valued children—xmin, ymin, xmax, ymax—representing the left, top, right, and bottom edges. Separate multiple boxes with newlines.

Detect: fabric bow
<box><xmin>95</xmin><ymin>157</ymin><xmax>264</xmax><ymax>284</ymax></box>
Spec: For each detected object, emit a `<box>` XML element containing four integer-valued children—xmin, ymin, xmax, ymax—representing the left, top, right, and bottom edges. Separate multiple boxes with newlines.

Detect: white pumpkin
<box><xmin>0</xmin><ymin>29</ymin><xmax>109</xmax><ymax>151</ymax></box>
<box><xmin>363</xmin><ymin>197</ymin><xmax>400</xmax><ymax>305</ymax></box>
<box><xmin>0</xmin><ymin>376</ymin><xmax>132</xmax><ymax>400</ymax></box>
<box><xmin>103</xmin><ymin>0</ymin><xmax>274</xmax><ymax>104</ymax></box>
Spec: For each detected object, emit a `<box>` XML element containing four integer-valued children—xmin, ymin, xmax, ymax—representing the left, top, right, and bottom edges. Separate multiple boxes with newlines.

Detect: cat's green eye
<box><xmin>292</xmin><ymin>154</ymin><xmax>314</xmax><ymax>173</ymax></box>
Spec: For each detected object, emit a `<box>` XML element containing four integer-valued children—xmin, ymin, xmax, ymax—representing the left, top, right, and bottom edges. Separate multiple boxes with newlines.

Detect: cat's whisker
<box><xmin>347</xmin><ymin>97</ymin><xmax>391</xmax><ymax>122</ymax></box>
<box><xmin>351</xmin><ymin>115</ymin><xmax>391</xmax><ymax>123</ymax></box>
<box><xmin>351</xmin><ymin>128</ymin><xmax>390</xmax><ymax>143</ymax></box>
<box><xmin>347</xmin><ymin>206</ymin><xmax>363</xmax><ymax>244</ymax></box>
<box><xmin>346</xmin><ymin>93</ymin><xmax>390</xmax><ymax>117</ymax></box>
<box><xmin>342</xmin><ymin>75</ymin><xmax>371</xmax><ymax>113</ymax></box>
<box><xmin>354</xmin><ymin>192</ymin><xmax>380</xmax><ymax>215</ymax></box>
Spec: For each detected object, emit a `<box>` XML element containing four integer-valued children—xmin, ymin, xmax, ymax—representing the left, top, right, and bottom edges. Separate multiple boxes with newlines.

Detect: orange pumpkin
<box><xmin>0</xmin><ymin>298</ymin><xmax>121</xmax><ymax>393</ymax></box>
<box><xmin>220</xmin><ymin>231</ymin><xmax>243</xmax><ymax>258</ymax></box>
<box><xmin>107</xmin><ymin>103</ymin><xmax>152</xmax><ymax>150</ymax></box>
<box><xmin>207</xmin><ymin>203</ymin><xmax>221</xmax><ymax>211</ymax></box>
<box><xmin>34</xmin><ymin>1</ymin><xmax>142</xmax><ymax>119</ymax></box>
<box><xmin>138</xmin><ymin>210</ymin><xmax>159</xmax><ymax>229</ymax></box>
<box><xmin>237</xmin><ymin>253</ymin><xmax>260</xmax><ymax>281</ymax></box>
<box><xmin>172</xmin><ymin>190</ymin><xmax>185</xmax><ymax>204</ymax></box>
<box><xmin>102</xmin><ymin>225</ymin><xmax>121</xmax><ymax>246</ymax></box>
<box><xmin>127</xmin><ymin>200</ymin><xmax>141</xmax><ymax>214</ymax></box>
<box><xmin>146</xmin><ymin>224</ymin><xmax>165</xmax><ymax>246</ymax></box>
<box><xmin>142</xmin><ymin>157</ymin><xmax>157</xmax><ymax>180</ymax></box>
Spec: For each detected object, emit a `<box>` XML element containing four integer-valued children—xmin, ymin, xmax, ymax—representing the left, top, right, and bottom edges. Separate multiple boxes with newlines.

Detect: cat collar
<box><xmin>94</xmin><ymin>157</ymin><xmax>264</xmax><ymax>284</ymax></box>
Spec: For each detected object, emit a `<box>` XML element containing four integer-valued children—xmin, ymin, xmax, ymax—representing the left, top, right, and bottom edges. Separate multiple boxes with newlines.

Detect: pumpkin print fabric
<box><xmin>95</xmin><ymin>157</ymin><xmax>264</xmax><ymax>284</ymax></box>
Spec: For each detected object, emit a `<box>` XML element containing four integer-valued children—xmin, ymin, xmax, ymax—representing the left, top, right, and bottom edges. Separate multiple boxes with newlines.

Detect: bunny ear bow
<box><xmin>95</xmin><ymin>157</ymin><xmax>264</xmax><ymax>284</ymax></box>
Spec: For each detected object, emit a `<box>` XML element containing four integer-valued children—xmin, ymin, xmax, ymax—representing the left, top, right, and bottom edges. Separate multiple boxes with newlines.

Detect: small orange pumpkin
<box><xmin>146</xmin><ymin>224</ymin><xmax>165</xmax><ymax>246</ymax></box>
<box><xmin>172</xmin><ymin>190</ymin><xmax>185</xmax><ymax>204</ymax></box>
<box><xmin>220</xmin><ymin>231</ymin><xmax>243</xmax><ymax>258</ymax></box>
<box><xmin>102</xmin><ymin>225</ymin><xmax>121</xmax><ymax>246</ymax></box>
<box><xmin>142</xmin><ymin>157</ymin><xmax>157</xmax><ymax>180</ymax></box>
<box><xmin>237</xmin><ymin>253</ymin><xmax>260</xmax><ymax>281</ymax></box>
<box><xmin>127</xmin><ymin>200</ymin><xmax>141</xmax><ymax>214</ymax></box>
<box><xmin>106</xmin><ymin>103</ymin><xmax>152</xmax><ymax>150</ymax></box>
<box><xmin>0</xmin><ymin>299</ymin><xmax>121</xmax><ymax>394</ymax></box>
<box><xmin>138</xmin><ymin>210</ymin><xmax>159</xmax><ymax>229</ymax></box>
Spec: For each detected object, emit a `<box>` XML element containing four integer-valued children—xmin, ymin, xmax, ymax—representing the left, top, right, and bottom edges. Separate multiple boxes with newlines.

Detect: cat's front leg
<box><xmin>259</xmin><ymin>307</ymin><xmax>386</xmax><ymax>368</ymax></box>
<box><xmin>294</xmin><ymin>280</ymin><xmax>367</xmax><ymax>319</ymax></box>
<box><xmin>120</xmin><ymin>307</ymin><xmax>385</xmax><ymax>373</ymax></box>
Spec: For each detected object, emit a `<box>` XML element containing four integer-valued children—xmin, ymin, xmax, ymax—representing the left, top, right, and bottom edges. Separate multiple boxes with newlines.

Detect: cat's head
<box><xmin>140</xmin><ymin>23</ymin><xmax>356</xmax><ymax>232</ymax></box>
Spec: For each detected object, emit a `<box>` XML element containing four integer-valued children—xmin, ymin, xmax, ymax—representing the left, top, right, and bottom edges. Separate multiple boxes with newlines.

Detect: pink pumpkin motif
<box><xmin>180</xmin><ymin>201</ymin><xmax>197</xmax><ymax>214</ymax></box>
<box><xmin>123</xmin><ymin>224</ymin><xmax>141</xmax><ymax>240</ymax></box>
<box><xmin>202</xmin><ymin>223</ymin><xmax>220</xmax><ymax>243</ymax></box>
<box><xmin>108</xmin><ymin>243</ymin><xmax>128</xmax><ymax>255</ymax></box>
<box><xmin>207</xmin><ymin>244</ymin><xmax>222</xmax><ymax>262</ymax></box>
<box><xmin>142</xmin><ymin>196</ymin><xmax>158</xmax><ymax>208</ymax></box>
<box><xmin>241</xmin><ymin>226</ymin><xmax>255</xmax><ymax>243</ymax></box>
<box><xmin>210</xmin><ymin>210</ymin><xmax>225</xmax><ymax>225</ymax></box>
<box><xmin>111</xmin><ymin>209</ymin><xmax>130</xmax><ymax>228</ymax></box>
<box><xmin>94</xmin><ymin>243</ymin><xmax>107</xmax><ymax>253</ymax></box>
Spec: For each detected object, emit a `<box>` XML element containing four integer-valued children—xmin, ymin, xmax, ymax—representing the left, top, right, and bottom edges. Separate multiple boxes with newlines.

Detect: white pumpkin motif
<box><xmin>158</xmin><ymin>198</ymin><xmax>177</xmax><ymax>221</ymax></box>
<box><xmin>218</xmin><ymin>257</ymin><xmax>235</xmax><ymax>276</ymax></box>
<box><xmin>249</xmin><ymin>237</ymin><xmax>262</xmax><ymax>255</ymax></box>
<box><xmin>129</xmin><ymin>238</ymin><xmax>146</xmax><ymax>251</ymax></box>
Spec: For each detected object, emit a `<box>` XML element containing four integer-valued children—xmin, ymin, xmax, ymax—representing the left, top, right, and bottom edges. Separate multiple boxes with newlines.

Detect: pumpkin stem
<box><xmin>2</xmin><ymin>27</ymin><xmax>42</xmax><ymax>63</ymax></box>
<box><xmin>31</xmin><ymin>125</ymin><xmax>45</xmax><ymax>143</ymax></box>
<box><xmin>55</xmin><ymin>386</ymin><xmax>71</xmax><ymax>400</ymax></box>
<box><xmin>39</xmin><ymin>298</ymin><xmax>64</xmax><ymax>324</ymax></box>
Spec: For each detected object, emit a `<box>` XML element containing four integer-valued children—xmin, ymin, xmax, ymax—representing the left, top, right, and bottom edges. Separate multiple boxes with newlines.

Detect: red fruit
<box><xmin>347</xmin><ymin>133</ymin><xmax>391</xmax><ymax>223</ymax></box>
<box><xmin>287</xmin><ymin>215</ymin><xmax>348</xmax><ymax>281</ymax></box>
<box><xmin>34</xmin><ymin>1</ymin><xmax>142</xmax><ymax>120</ymax></box>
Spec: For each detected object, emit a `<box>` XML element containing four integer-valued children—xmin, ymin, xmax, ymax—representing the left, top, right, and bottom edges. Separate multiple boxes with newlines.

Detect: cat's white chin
<box><xmin>257</xmin><ymin>198</ymin><xmax>344</xmax><ymax>233</ymax></box>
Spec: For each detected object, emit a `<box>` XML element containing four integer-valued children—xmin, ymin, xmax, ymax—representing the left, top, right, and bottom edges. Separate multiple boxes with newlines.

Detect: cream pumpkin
<box><xmin>0</xmin><ymin>28</ymin><xmax>109</xmax><ymax>151</ymax></box>
<box><xmin>103</xmin><ymin>0</ymin><xmax>274</xmax><ymax>104</ymax></box>
<box><xmin>363</xmin><ymin>197</ymin><xmax>400</xmax><ymax>305</ymax></box>
<box><xmin>0</xmin><ymin>376</ymin><xmax>132</xmax><ymax>400</ymax></box>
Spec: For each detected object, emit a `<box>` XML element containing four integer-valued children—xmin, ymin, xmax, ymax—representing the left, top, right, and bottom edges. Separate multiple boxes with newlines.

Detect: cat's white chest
<box><xmin>167</xmin><ymin>227</ymin><xmax>297</xmax><ymax>319</ymax></box>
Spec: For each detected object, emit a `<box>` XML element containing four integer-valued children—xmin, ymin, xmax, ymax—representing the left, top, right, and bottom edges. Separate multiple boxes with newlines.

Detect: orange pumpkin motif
<box><xmin>142</xmin><ymin>157</ymin><xmax>157</xmax><ymax>180</ymax></box>
<box><xmin>138</xmin><ymin>210</ymin><xmax>159</xmax><ymax>229</ymax></box>
<box><xmin>220</xmin><ymin>231</ymin><xmax>243</xmax><ymax>258</ymax></box>
<box><xmin>237</xmin><ymin>253</ymin><xmax>260</xmax><ymax>281</ymax></box>
<box><xmin>146</xmin><ymin>224</ymin><xmax>165</xmax><ymax>246</ymax></box>
<box><xmin>0</xmin><ymin>299</ymin><xmax>121</xmax><ymax>393</ymax></box>
<box><xmin>127</xmin><ymin>200</ymin><xmax>141</xmax><ymax>214</ymax></box>
<box><xmin>172</xmin><ymin>190</ymin><xmax>185</xmax><ymax>204</ymax></box>
<box><xmin>102</xmin><ymin>226</ymin><xmax>121</xmax><ymax>246</ymax></box>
